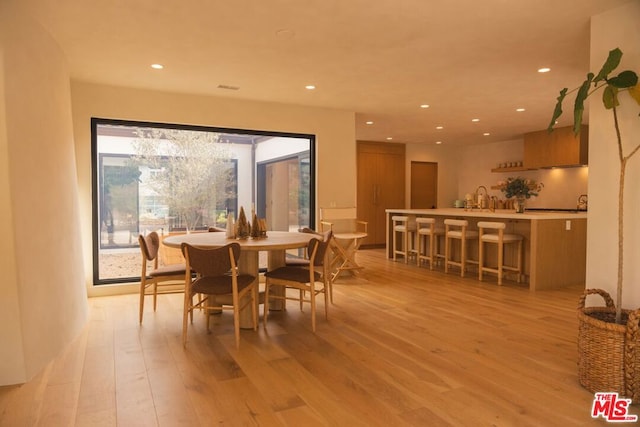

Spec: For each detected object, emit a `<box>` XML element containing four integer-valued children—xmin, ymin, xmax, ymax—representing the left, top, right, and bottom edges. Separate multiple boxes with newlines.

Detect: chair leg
<box><xmin>205</xmin><ymin>294</ymin><xmax>212</xmax><ymax>332</ymax></box>
<box><xmin>252</xmin><ymin>285</ymin><xmax>258</xmax><ymax>330</ymax></box>
<box><xmin>393</xmin><ymin>230</ymin><xmax>398</xmax><ymax>261</ymax></box>
<box><xmin>310</xmin><ymin>283</ymin><xmax>316</xmax><ymax>333</ymax></box>
<box><xmin>328</xmin><ymin>278</ymin><xmax>334</xmax><ymax>304</ymax></box>
<box><xmin>324</xmin><ymin>282</ymin><xmax>329</xmax><ymax>320</ymax></box>
<box><xmin>403</xmin><ymin>231</ymin><xmax>408</xmax><ymax>264</ymax></box>
<box><xmin>263</xmin><ymin>279</ymin><xmax>270</xmax><ymax>328</ymax></box>
<box><xmin>232</xmin><ymin>292</ymin><xmax>240</xmax><ymax>349</ymax></box>
<box><xmin>153</xmin><ymin>283</ymin><xmax>158</xmax><ymax>312</ymax></box>
<box><xmin>182</xmin><ymin>292</ymin><xmax>190</xmax><ymax>347</ymax></box>
<box><xmin>517</xmin><ymin>240</ymin><xmax>523</xmax><ymax>283</ymax></box>
<box><xmin>478</xmin><ymin>240</ymin><xmax>484</xmax><ymax>281</ymax></box>
<box><xmin>460</xmin><ymin>237</ymin><xmax>466</xmax><ymax>278</ymax></box>
<box><xmin>497</xmin><ymin>243</ymin><xmax>504</xmax><ymax>285</ymax></box>
<box><xmin>445</xmin><ymin>237</ymin><xmax>450</xmax><ymax>273</ymax></box>
<box><xmin>139</xmin><ymin>281</ymin><xmax>146</xmax><ymax>324</ymax></box>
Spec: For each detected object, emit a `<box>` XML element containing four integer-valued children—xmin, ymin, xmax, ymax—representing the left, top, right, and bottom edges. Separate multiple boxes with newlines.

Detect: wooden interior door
<box><xmin>357</xmin><ymin>141</ymin><xmax>405</xmax><ymax>247</ymax></box>
<box><xmin>411</xmin><ymin>161</ymin><xmax>438</xmax><ymax>208</ymax></box>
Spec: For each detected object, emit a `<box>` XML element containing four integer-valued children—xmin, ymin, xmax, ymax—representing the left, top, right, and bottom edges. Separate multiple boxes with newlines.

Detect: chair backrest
<box><xmin>477</xmin><ymin>221</ymin><xmax>506</xmax><ymax>230</ymax></box>
<box><xmin>392</xmin><ymin>216</ymin><xmax>410</xmax><ymax>231</ymax></box>
<box><xmin>320</xmin><ymin>207</ymin><xmax>364</xmax><ymax>233</ymax></box>
<box><xmin>416</xmin><ymin>217</ymin><xmax>435</xmax><ymax>225</ymax></box>
<box><xmin>321</xmin><ymin>207</ymin><xmax>357</xmax><ymax>221</ymax></box>
<box><xmin>139</xmin><ymin>231</ymin><xmax>160</xmax><ymax>261</ymax></box>
<box><xmin>444</xmin><ymin>219</ymin><xmax>469</xmax><ymax>228</ymax></box>
<box><xmin>181</xmin><ymin>242</ymin><xmax>240</xmax><ymax>277</ymax></box>
<box><xmin>308</xmin><ymin>233</ymin><xmax>332</xmax><ymax>266</ymax></box>
<box><xmin>416</xmin><ymin>217</ymin><xmax>436</xmax><ymax>233</ymax></box>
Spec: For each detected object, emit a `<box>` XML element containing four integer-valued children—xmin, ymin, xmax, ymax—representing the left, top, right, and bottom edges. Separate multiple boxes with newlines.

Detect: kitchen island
<box><xmin>385</xmin><ymin>208</ymin><xmax>587</xmax><ymax>290</ymax></box>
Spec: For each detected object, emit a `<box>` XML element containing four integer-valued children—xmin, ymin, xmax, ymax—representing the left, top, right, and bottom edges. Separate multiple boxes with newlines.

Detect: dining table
<box><xmin>163</xmin><ymin>230</ymin><xmax>315</xmax><ymax>328</ymax></box>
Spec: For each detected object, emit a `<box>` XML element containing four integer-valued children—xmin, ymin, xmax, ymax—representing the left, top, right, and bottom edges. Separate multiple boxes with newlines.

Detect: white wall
<box><xmin>405</xmin><ymin>143</ymin><xmax>460</xmax><ymax>208</ymax></box>
<box><xmin>456</xmin><ymin>139</ymin><xmax>588</xmax><ymax>209</ymax></box>
<box><xmin>0</xmin><ymin>1</ymin><xmax>88</xmax><ymax>385</ymax></box>
<box><xmin>587</xmin><ymin>1</ymin><xmax>640</xmax><ymax>308</ymax></box>
<box><xmin>71</xmin><ymin>82</ymin><xmax>357</xmax><ymax>296</ymax></box>
<box><xmin>406</xmin><ymin>138</ymin><xmax>589</xmax><ymax>210</ymax></box>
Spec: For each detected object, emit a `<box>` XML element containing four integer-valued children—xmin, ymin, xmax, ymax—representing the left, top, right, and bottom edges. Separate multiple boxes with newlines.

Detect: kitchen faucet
<box><xmin>475</xmin><ymin>185</ymin><xmax>488</xmax><ymax>209</ymax></box>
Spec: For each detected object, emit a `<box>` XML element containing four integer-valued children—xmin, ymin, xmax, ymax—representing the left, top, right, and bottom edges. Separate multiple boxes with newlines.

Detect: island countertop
<box><xmin>384</xmin><ymin>208</ymin><xmax>587</xmax><ymax>220</ymax></box>
<box><xmin>384</xmin><ymin>208</ymin><xmax>587</xmax><ymax>290</ymax></box>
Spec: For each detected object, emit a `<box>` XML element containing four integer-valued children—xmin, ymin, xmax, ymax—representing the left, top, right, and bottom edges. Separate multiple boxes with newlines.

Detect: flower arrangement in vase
<box><xmin>496</xmin><ymin>176</ymin><xmax>543</xmax><ymax>213</ymax></box>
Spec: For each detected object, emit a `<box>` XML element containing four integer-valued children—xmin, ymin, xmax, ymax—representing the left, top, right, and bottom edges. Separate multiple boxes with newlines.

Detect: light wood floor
<box><xmin>0</xmin><ymin>249</ymin><xmax>629</xmax><ymax>426</ymax></box>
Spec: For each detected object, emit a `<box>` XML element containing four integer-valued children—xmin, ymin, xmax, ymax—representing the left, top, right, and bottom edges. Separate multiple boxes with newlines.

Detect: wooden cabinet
<box><xmin>357</xmin><ymin>141</ymin><xmax>405</xmax><ymax>246</ymax></box>
<box><xmin>524</xmin><ymin>125</ymin><xmax>588</xmax><ymax>168</ymax></box>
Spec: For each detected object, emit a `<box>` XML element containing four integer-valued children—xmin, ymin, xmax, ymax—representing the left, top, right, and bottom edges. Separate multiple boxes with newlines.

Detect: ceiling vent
<box><xmin>217</xmin><ymin>84</ymin><xmax>240</xmax><ymax>91</ymax></box>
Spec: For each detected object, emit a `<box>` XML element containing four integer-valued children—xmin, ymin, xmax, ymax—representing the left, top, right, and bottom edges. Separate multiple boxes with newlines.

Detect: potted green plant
<box><xmin>549</xmin><ymin>47</ymin><xmax>640</xmax><ymax>400</ymax></box>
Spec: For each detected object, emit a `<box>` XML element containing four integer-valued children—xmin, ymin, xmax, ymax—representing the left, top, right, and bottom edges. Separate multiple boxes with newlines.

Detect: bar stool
<box><xmin>478</xmin><ymin>221</ymin><xmax>523</xmax><ymax>285</ymax></box>
<box><xmin>415</xmin><ymin>218</ymin><xmax>444</xmax><ymax>270</ymax></box>
<box><xmin>444</xmin><ymin>219</ymin><xmax>479</xmax><ymax>277</ymax></box>
<box><xmin>392</xmin><ymin>216</ymin><xmax>417</xmax><ymax>263</ymax></box>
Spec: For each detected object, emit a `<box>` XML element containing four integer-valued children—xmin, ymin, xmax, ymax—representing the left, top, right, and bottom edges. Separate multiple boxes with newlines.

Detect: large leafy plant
<box><xmin>549</xmin><ymin>48</ymin><xmax>640</xmax><ymax>323</ymax></box>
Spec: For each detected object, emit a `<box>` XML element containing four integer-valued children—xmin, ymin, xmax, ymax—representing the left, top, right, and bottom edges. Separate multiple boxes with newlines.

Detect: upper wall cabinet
<box><xmin>524</xmin><ymin>125</ymin><xmax>588</xmax><ymax>168</ymax></box>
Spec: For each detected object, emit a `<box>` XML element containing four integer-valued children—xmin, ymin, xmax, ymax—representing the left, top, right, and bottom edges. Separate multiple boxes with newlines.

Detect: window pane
<box><xmin>92</xmin><ymin>119</ymin><xmax>314</xmax><ymax>284</ymax></box>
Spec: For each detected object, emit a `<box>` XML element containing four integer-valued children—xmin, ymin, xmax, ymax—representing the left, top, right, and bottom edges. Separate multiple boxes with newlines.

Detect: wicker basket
<box><xmin>578</xmin><ymin>288</ymin><xmax>640</xmax><ymax>402</ymax></box>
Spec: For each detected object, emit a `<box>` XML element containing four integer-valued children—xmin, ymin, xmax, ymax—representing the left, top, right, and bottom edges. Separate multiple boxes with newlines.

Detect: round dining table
<box><xmin>163</xmin><ymin>231</ymin><xmax>315</xmax><ymax>328</ymax></box>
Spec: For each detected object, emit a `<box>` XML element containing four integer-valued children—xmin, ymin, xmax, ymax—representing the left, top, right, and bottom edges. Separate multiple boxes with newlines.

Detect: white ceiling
<box><xmin>17</xmin><ymin>0</ymin><xmax>633</xmax><ymax>146</ymax></box>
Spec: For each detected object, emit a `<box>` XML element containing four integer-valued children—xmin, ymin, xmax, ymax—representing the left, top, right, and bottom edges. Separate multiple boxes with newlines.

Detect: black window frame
<box><xmin>91</xmin><ymin>117</ymin><xmax>316</xmax><ymax>285</ymax></box>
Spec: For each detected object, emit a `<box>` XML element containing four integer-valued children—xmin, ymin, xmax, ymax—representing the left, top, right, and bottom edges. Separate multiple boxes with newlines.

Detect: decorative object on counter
<box><xmin>496</xmin><ymin>176</ymin><xmax>543</xmax><ymax>213</ymax></box>
<box><xmin>225</xmin><ymin>210</ymin><xmax>235</xmax><ymax>238</ymax></box>
<box><xmin>463</xmin><ymin>193</ymin><xmax>474</xmax><ymax>210</ymax></box>
<box><xmin>550</xmin><ymin>48</ymin><xmax>640</xmax><ymax>401</ymax></box>
<box><xmin>249</xmin><ymin>210</ymin><xmax>268</xmax><ymax>239</ymax></box>
<box><xmin>236</xmin><ymin>206</ymin><xmax>250</xmax><ymax>239</ymax></box>
<box><xmin>250</xmin><ymin>209</ymin><xmax>260</xmax><ymax>238</ymax></box>
<box><xmin>259</xmin><ymin>219</ymin><xmax>268</xmax><ymax>238</ymax></box>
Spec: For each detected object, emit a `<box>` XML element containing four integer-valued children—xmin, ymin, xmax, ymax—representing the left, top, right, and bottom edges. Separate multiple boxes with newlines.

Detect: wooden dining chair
<box><xmin>264</xmin><ymin>236</ymin><xmax>331</xmax><ymax>332</ymax></box>
<box><xmin>181</xmin><ymin>242</ymin><xmax>258</xmax><ymax>348</ymax></box>
<box><xmin>320</xmin><ymin>207</ymin><xmax>368</xmax><ymax>283</ymax></box>
<box><xmin>285</xmin><ymin>228</ymin><xmax>335</xmax><ymax>303</ymax></box>
<box><xmin>138</xmin><ymin>231</ymin><xmax>187</xmax><ymax>324</ymax></box>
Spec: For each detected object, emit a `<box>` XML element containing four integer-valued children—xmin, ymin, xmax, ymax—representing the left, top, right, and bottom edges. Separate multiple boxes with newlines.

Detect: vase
<box><xmin>514</xmin><ymin>196</ymin><xmax>526</xmax><ymax>213</ymax></box>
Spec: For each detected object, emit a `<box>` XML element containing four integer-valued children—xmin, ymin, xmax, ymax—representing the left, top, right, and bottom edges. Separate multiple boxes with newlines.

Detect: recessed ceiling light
<box><xmin>435</xmin><ymin>141</ymin><xmax>443</xmax><ymax>145</ymax></box>
<box><xmin>386</xmin><ymin>137</ymin><xmax>393</xmax><ymax>141</ymax></box>
<box><xmin>151</xmin><ymin>63</ymin><xmax>164</xmax><ymax>69</ymax></box>
<box><xmin>516</xmin><ymin>108</ymin><xmax>526</xmax><ymax>112</ymax></box>
<box><xmin>365</xmin><ymin>121</ymin><xmax>373</xmax><ymax>125</ymax></box>
<box><xmin>483</xmin><ymin>133</ymin><xmax>491</xmax><ymax>136</ymax></box>
<box><xmin>420</xmin><ymin>104</ymin><xmax>430</xmax><ymax>109</ymax></box>
<box><xmin>471</xmin><ymin>118</ymin><xmax>480</xmax><ymax>122</ymax></box>
<box><xmin>436</xmin><ymin>126</ymin><xmax>444</xmax><ymax>130</ymax></box>
<box><xmin>275</xmin><ymin>29</ymin><xmax>295</xmax><ymax>39</ymax></box>
<box><xmin>538</xmin><ymin>67</ymin><xmax>551</xmax><ymax>73</ymax></box>
<box><xmin>305</xmin><ymin>85</ymin><xmax>316</xmax><ymax>90</ymax></box>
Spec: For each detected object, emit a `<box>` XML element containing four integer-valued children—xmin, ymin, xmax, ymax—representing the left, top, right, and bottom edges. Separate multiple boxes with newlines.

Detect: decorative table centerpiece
<box><xmin>496</xmin><ymin>176</ymin><xmax>543</xmax><ymax>213</ymax></box>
